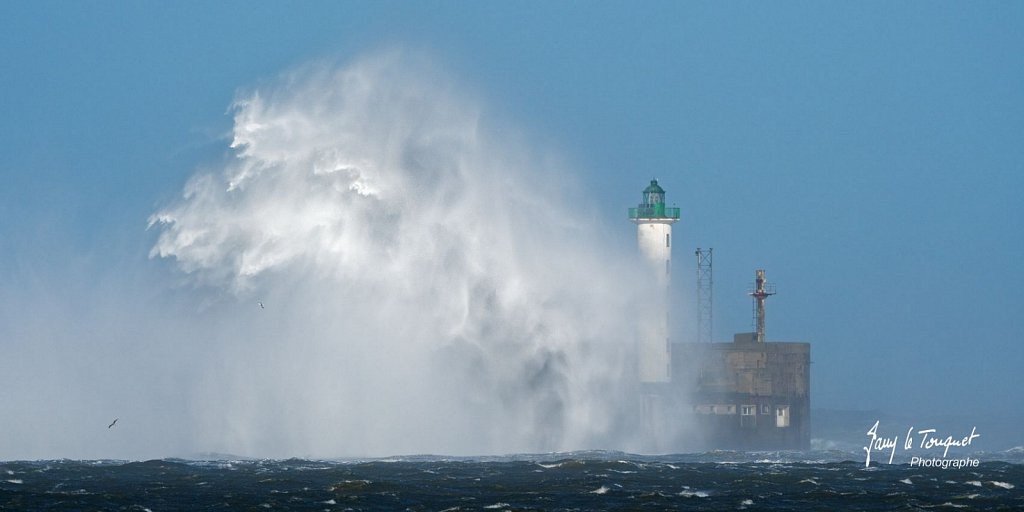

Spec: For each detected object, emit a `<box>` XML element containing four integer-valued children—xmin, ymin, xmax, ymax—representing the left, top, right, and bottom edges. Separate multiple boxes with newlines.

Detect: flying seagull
<box><xmin>258</xmin><ymin>301</ymin><xmax>264</xmax><ymax>309</ymax></box>
<box><xmin>108</xmin><ymin>418</ymin><xmax>118</xmax><ymax>429</ymax></box>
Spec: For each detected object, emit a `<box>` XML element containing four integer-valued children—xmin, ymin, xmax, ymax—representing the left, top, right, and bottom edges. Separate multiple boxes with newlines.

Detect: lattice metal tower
<box><xmin>749</xmin><ymin>269</ymin><xmax>776</xmax><ymax>343</ymax></box>
<box><xmin>695</xmin><ymin>248</ymin><xmax>713</xmax><ymax>343</ymax></box>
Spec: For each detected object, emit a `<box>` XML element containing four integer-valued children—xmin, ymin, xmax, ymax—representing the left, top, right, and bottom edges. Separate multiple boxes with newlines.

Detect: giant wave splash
<box><xmin>149</xmin><ymin>51</ymin><xmax>653</xmax><ymax>457</ymax></box>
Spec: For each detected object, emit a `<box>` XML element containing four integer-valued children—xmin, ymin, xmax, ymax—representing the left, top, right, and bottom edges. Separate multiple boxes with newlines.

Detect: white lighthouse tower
<box><xmin>628</xmin><ymin>179</ymin><xmax>680</xmax><ymax>383</ymax></box>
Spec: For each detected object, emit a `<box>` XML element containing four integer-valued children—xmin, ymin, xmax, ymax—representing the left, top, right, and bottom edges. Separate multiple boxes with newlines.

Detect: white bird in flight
<box><xmin>259</xmin><ymin>301</ymin><xmax>264</xmax><ymax>309</ymax></box>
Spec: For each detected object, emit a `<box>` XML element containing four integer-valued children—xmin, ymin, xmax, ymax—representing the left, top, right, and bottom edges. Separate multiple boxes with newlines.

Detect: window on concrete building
<box><xmin>741</xmin><ymin>405</ymin><xmax>756</xmax><ymax>428</ymax></box>
<box><xmin>761</xmin><ymin>404</ymin><xmax>771</xmax><ymax>415</ymax></box>
<box><xmin>776</xmin><ymin>405</ymin><xmax>790</xmax><ymax>427</ymax></box>
<box><xmin>714</xmin><ymin>404</ymin><xmax>736</xmax><ymax>415</ymax></box>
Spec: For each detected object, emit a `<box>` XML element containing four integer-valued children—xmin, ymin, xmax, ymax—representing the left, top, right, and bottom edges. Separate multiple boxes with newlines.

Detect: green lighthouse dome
<box><xmin>629</xmin><ymin>179</ymin><xmax>680</xmax><ymax>220</ymax></box>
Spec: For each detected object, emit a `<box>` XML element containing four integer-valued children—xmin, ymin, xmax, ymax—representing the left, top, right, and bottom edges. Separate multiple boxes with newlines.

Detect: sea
<box><xmin>2</xmin><ymin>450</ymin><xmax>1021</xmax><ymax>511</ymax></box>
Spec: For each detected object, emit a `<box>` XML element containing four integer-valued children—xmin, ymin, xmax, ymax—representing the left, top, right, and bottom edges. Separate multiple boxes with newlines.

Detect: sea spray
<box><xmin>149</xmin><ymin>50</ymin><xmax>655</xmax><ymax>457</ymax></box>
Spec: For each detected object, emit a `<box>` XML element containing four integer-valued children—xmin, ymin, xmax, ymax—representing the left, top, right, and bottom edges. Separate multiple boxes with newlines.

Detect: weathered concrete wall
<box><xmin>672</xmin><ymin>340</ymin><xmax>811</xmax><ymax>450</ymax></box>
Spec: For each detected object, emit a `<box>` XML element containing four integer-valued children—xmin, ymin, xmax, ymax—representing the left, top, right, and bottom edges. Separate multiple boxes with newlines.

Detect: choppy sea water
<box><xmin>2</xmin><ymin>451</ymin><xmax>1021</xmax><ymax>511</ymax></box>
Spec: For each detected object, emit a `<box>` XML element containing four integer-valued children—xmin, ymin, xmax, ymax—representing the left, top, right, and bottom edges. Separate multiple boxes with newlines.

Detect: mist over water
<box><xmin>147</xmin><ymin>51</ymin><xmax>657</xmax><ymax>458</ymax></box>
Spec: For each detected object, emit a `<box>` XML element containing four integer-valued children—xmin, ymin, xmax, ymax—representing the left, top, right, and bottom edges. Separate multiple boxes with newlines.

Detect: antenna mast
<box><xmin>696</xmin><ymin>248</ymin><xmax>713</xmax><ymax>343</ymax></box>
<box><xmin>749</xmin><ymin>269</ymin><xmax>776</xmax><ymax>343</ymax></box>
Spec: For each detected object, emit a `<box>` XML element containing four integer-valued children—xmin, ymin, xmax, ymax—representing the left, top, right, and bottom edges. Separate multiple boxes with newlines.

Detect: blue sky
<box><xmin>1</xmin><ymin>1</ymin><xmax>1022</xmax><ymax>453</ymax></box>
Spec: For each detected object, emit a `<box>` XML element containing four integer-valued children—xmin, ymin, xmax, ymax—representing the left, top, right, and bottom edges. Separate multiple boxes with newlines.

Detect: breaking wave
<box><xmin>148</xmin><ymin>50</ymin><xmax>651</xmax><ymax>457</ymax></box>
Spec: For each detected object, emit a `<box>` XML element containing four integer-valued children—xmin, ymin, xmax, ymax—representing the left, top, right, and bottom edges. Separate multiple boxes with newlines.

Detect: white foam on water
<box><xmin>679</xmin><ymin>489</ymin><xmax>710</xmax><ymax>498</ymax></box>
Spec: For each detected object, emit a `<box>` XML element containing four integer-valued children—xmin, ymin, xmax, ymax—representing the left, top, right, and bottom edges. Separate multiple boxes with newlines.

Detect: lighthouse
<box><xmin>628</xmin><ymin>179</ymin><xmax>680</xmax><ymax>383</ymax></box>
